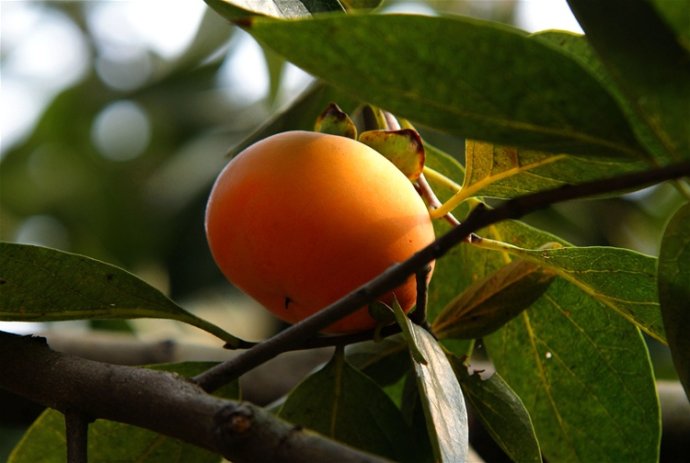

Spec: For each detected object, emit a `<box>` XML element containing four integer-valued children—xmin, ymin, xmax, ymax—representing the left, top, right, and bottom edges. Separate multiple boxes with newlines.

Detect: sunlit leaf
<box><xmin>409</xmin><ymin>325</ymin><xmax>468</xmax><ymax>463</ymax></box>
<box><xmin>432</xmin><ymin>259</ymin><xmax>556</xmax><ymax>340</ymax></box>
<box><xmin>245</xmin><ymin>14</ymin><xmax>645</xmax><ymax>157</ymax></box>
<box><xmin>478</xmin><ymin>242</ymin><xmax>664</xmax><ymax>342</ymax></box>
<box><xmin>567</xmin><ymin>0</ymin><xmax>690</xmax><ymax>161</ymax></box>
<box><xmin>461</xmin><ymin>139</ymin><xmax>647</xmax><ymax>199</ymax></box>
<box><xmin>658</xmin><ymin>201</ymin><xmax>690</xmax><ymax>399</ymax></box>
<box><xmin>453</xmin><ymin>360</ymin><xmax>541</xmax><ymax>463</ymax></box>
<box><xmin>9</xmin><ymin>363</ymin><xmax>237</xmax><ymax>463</ymax></box>
<box><xmin>485</xmin><ymin>279</ymin><xmax>660</xmax><ymax>463</ymax></box>
<box><xmin>0</xmin><ymin>243</ymin><xmax>242</xmax><ymax>347</ymax></box>
<box><xmin>279</xmin><ymin>349</ymin><xmax>421</xmax><ymax>462</ymax></box>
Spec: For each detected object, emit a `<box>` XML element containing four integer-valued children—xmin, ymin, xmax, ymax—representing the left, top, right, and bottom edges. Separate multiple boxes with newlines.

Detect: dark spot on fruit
<box><xmin>284</xmin><ymin>296</ymin><xmax>293</xmax><ymax>310</ymax></box>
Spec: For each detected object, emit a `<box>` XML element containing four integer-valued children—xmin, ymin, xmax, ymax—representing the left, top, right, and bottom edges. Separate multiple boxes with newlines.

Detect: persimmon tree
<box><xmin>1</xmin><ymin>1</ymin><xmax>689</xmax><ymax>462</ymax></box>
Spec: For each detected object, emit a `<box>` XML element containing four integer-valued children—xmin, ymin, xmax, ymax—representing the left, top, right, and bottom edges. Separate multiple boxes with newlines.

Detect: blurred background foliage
<box><xmin>0</xmin><ymin>0</ymin><xmax>685</xmax><ymax>457</ymax></box>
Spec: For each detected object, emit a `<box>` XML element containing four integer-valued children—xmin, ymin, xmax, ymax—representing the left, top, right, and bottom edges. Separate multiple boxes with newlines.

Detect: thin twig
<box><xmin>410</xmin><ymin>264</ymin><xmax>432</xmax><ymax>327</ymax></box>
<box><xmin>228</xmin><ymin>324</ymin><xmax>403</xmax><ymax>351</ymax></box>
<box><xmin>193</xmin><ymin>161</ymin><xmax>690</xmax><ymax>392</ymax></box>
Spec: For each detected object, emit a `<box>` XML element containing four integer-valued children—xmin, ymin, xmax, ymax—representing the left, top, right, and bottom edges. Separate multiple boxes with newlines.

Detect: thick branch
<box><xmin>0</xmin><ymin>331</ymin><xmax>388</xmax><ymax>463</ymax></box>
<box><xmin>194</xmin><ymin>161</ymin><xmax>690</xmax><ymax>392</ymax></box>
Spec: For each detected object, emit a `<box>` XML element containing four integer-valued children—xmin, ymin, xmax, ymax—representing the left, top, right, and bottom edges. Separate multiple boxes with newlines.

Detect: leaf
<box><xmin>409</xmin><ymin>325</ymin><xmax>468</xmax><ymax>463</ymax></box>
<box><xmin>279</xmin><ymin>349</ymin><xmax>421</xmax><ymax>462</ymax></box>
<box><xmin>462</xmin><ymin>139</ymin><xmax>647</xmax><ymax>199</ymax></box>
<box><xmin>652</xmin><ymin>0</ymin><xmax>690</xmax><ymax>52</ymax></box>
<box><xmin>390</xmin><ymin>299</ymin><xmax>427</xmax><ymax>365</ymax></box>
<box><xmin>480</xmin><ymin>243</ymin><xmax>665</xmax><ymax>342</ymax></box>
<box><xmin>0</xmin><ymin>243</ymin><xmax>242</xmax><ymax>347</ymax></box>
<box><xmin>485</xmin><ymin>279</ymin><xmax>660</xmax><ymax>463</ymax></box>
<box><xmin>359</xmin><ymin>129</ymin><xmax>425</xmax><ymax>181</ymax></box>
<box><xmin>9</xmin><ymin>363</ymin><xmax>237</xmax><ymax>463</ymax></box>
<box><xmin>345</xmin><ymin>334</ymin><xmax>409</xmax><ymax>387</ymax></box>
<box><xmin>314</xmin><ymin>102</ymin><xmax>357</xmax><ymax>138</ymax></box>
<box><xmin>453</xmin><ymin>360</ymin><xmax>541</xmax><ymax>463</ymax></box>
<box><xmin>567</xmin><ymin>0</ymin><xmax>690</xmax><ymax>161</ymax></box>
<box><xmin>658</xmin><ymin>201</ymin><xmax>690</xmax><ymax>399</ymax></box>
<box><xmin>245</xmin><ymin>14</ymin><xmax>645</xmax><ymax>157</ymax></box>
<box><xmin>534</xmin><ymin>30</ymin><xmax>673</xmax><ymax>165</ymax></box>
<box><xmin>432</xmin><ymin>259</ymin><xmax>556</xmax><ymax>340</ymax></box>
<box><xmin>204</xmin><ymin>0</ymin><xmax>343</xmax><ymax>21</ymax></box>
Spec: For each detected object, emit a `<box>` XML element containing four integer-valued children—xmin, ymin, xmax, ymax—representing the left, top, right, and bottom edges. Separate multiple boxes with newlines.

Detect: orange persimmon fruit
<box><xmin>205</xmin><ymin>130</ymin><xmax>435</xmax><ymax>333</ymax></box>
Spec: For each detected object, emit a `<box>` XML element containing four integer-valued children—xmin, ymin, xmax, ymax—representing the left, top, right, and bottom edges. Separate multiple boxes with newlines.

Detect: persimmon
<box><xmin>205</xmin><ymin>130</ymin><xmax>435</xmax><ymax>333</ymax></box>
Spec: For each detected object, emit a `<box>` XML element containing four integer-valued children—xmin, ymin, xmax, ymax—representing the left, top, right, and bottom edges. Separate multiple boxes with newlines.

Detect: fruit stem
<box><xmin>422</xmin><ymin>165</ymin><xmax>462</xmax><ymax>192</ymax></box>
<box><xmin>361</xmin><ymin>105</ymin><xmax>392</xmax><ymax>131</ymax></box>
<box><xmin>417</xmin><ymin>171</ymin><xmax>461</xmax><ymax>227</ymax></box>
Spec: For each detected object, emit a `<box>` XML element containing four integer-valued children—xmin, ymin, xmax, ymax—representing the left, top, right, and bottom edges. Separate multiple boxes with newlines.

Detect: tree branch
<box><xmin>194</xmin><ymin>161</ymin><xmax>690</xmax><ymax>392</ymax></box>
<box><xmin>0</xmin><ymin>331</ymin><xmax>389</xmax><ymax>463</ymax></box>
<box><xmin>64</xmin><ymin>409</ymin><xmax>89</xmax><ymax>463</ymax></box>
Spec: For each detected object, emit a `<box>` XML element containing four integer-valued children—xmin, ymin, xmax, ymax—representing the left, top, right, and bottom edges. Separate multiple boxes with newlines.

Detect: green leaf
<box><xmin>359</xmin><ymin>129</ymin><xmax>425</xmax><ymax>181</ymax></box>
<box><xmin>453</xmin><ymin>360</ymin><xmax>541</xmax><ymax>463</ymax></box>
<box><xmin>462</xmin><ymin>139</ymin><xmax>647</xmax><ymax>199</ymax></box>
<box><xmin>658</xmin><ymin>201</ymin><xmax>690</xmax><ymax>399</ymax></box>
<box><xmin>652</xmin><ymin>0</ymin><xmax>690</xmax><ymax>51</ymax></box>
<box><xmin>246</xmin><ymin>14</ymin><xmax>645</xmax><ymax>157</ymax></box>
<box><xmin>485</xmin><ymin>279</ymin><xmax>660</xmax><ymax>463</ymax></box>
<box><xmin>9</xmin><ymin>363</ymin><xmax>237</xmax><ymax>463</ymax></box>
<box><xmin>0</xmin><ymin>243</ymin><xmax>242</xmax><ymax>347</ymax></box>
<box><xmin>279</xmin><ymin>349</ymin><xmax>421</xmax><ymax>462</ymax></box>
<box><xmin>390</xmin><ymin>299</ymin><xmax>427</xmax><ymax>365</ymax></box>
<box><xmin>432</xmin><ymin>259</ymin><xmax>556</xmax><ymax>340</ymax></box>
<box><xmin>409</xmin><ymin>325</ymin><xmax>468</xmax><ymax>463</ymax></box>
<box><xmin>345</xmin><ymin>334</ymin><xmax>409</xmax><ymax>387</ymax></box>
<box><xmin>567</xmin><ymin>0</ymin><xmax>690</xmax><ymax>161</ymax></box>
<box><xmin>478</xmin><ymin>242</ymin><xmax>665</xmax><ymax>342</ymax></box>
<box><xmin>534</xmin><ymin>30</ymin><xmax>674</xmax><ymax>165</ymax></box>
<box><xmin>204</xmin><ymin>0</ymin><xmax>343</xmax><ymax>21</ymax></box>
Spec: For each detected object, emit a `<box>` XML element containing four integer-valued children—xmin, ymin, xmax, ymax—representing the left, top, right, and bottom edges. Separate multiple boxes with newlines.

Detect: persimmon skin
<box><xmin>205</xmin><ymin>131</ymin><xmax>435</xmax><ymax>333</ymax></box>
